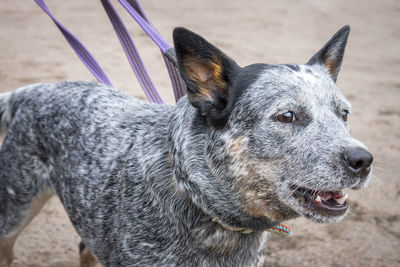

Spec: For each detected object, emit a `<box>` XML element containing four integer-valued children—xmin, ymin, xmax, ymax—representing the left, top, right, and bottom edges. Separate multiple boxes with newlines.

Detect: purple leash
<box><xmin>34</xmin><ymin>0</ymin><xmax>113</xmax><ymax>86</ymax></box>
<box><xmin>122</xmin><ymin>0</ymin><xmax>187</xmax><ymax>101</ymax></box>
<box><xmin>34</xmin><ymin>0</ymin><xmax>186</xmax><ymax>103</ymax></box>
<box><xmin>100</xmin><ymin>0</ymin><xmax>163</xmax><ymax>104</ymax></box>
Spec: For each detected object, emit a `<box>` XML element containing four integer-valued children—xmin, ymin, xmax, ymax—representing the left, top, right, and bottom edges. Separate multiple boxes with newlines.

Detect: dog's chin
<box><xmin>302</xmin><ymin>207</ymin><xmax>348</xmax><ymax>224</ymax></box>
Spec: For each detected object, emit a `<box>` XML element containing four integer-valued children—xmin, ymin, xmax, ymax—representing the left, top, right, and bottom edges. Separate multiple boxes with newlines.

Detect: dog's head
<box><xmin>172</xmin><ymin>26</ymin><xmax>373</xmax><ymax>227</ymax></box>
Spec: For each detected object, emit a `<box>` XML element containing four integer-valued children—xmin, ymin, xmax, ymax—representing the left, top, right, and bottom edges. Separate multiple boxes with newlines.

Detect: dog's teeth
<box><xmin>315</xmin><ymin>196</ymin><xmax>321</xmax><ymax>202</ymax></box>
<box><xmin>336</xmin><ymin>193</ymin><xmax>349</xmax><ymax>205</ymax></box>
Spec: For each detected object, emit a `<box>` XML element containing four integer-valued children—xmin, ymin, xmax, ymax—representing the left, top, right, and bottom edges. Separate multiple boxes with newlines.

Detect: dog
<box><xmin>0</xmin><ymin>26</ymin><xmax>373</xmax><ymax>267</ymax></box>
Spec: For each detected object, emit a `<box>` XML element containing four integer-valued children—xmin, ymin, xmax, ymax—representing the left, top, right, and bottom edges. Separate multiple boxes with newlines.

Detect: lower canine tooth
<box><xmin>336</xmin><ymin>193</ymin><xmax>349</xmax><ymax>205</ymax></box>
<box><xmin>315</xmin><ymin>196</ymin><xmax>321</xmax><ymax>202</ymax></box>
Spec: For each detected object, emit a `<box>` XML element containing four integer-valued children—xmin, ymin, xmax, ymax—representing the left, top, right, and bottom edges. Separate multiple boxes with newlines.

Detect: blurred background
<box><xmin>0</xmin><ymin>0</ymin><xmax>399</xmax><ymax>266</ymax></box>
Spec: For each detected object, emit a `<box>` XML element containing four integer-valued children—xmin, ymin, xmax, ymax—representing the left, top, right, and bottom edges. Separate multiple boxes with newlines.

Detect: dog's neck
<box><xmin>166</xmin><ymin>98</ymin><xmax>280</xmax><ymax>232</ymax></box>
<box><xmin>132</xmin><ymin>120</ymin><xmax>264</xmax><ymax>262</ymax></box>
<box><xmin>142</xmin><ymin>151</ymin><xmax>269</xmax><ymax>264</ymax></box>
<box><xmin>126</xmin><ymin>98</ymin><xmax>283</xmax><ymax>264</ymax></box>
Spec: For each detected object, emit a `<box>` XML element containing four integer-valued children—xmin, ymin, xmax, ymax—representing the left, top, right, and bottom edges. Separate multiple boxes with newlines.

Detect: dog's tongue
<box><xmin>319</xmin><ymin>191</ymin><xmax>333</xmax><ymax>201</ymax></box>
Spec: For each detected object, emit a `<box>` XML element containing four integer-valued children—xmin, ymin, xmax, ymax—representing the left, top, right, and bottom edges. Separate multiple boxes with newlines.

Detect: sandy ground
<box><xmin>0</xmin><ymin>0</ymin><xmax>399</xmax><ymax>266</ymax></box>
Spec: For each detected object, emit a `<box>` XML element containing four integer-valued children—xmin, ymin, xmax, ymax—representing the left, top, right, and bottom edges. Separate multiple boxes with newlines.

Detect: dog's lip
<box><xmin>290</xmin><ymin>185</ymin><xmax>349</xmax><ymax>216</ymax></box>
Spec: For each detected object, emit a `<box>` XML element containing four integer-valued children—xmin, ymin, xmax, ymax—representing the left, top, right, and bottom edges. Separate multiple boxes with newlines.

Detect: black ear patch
<box><xmin>307</xmin><ymin>25</ymin><xmax>350</xmax><ymax>82</ymax></box>
<box><xmin>173</xmin><ymin>27</ymin><xmax>240</xmax><ymax>127</ymax></box>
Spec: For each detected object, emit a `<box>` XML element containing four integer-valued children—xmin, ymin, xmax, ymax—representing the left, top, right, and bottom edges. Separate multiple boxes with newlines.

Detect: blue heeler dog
<box><xmin>0</xmin><ymin>25</ymin><xmax>373</xmax><ymax>266</ymax></box>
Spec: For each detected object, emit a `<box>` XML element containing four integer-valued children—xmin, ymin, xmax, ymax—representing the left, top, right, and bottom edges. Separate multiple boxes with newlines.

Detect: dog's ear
<box><xmin>307</xmin><ymin>25</ymin><xmax>350</xmax><ymax>82</ymax></box>
<box><xmin>173</xmin><ymin>27</ymin><xmax>240</xmax><ymax>127</ymax></box>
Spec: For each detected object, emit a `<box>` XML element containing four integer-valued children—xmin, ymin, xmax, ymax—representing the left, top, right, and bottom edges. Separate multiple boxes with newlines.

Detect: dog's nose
<box><xmin>343</xmin><ymin>147</ymin><xmax>373</xmax><ymax>177</ymax></box>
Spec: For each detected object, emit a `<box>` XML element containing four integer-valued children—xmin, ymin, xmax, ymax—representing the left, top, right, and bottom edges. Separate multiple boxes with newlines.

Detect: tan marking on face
<box><xmin>241</xmin><ymin>162</ymin><xmax>297</xmax><ymax>221</ymax></box>
<box><xmin>227</xmin><ymin>137</ymin><xmax>294</xmax><ymax>221</ymax></box>
<box><xmin>239</xmin><ymin>164</ymin><xmax>296</xmax><ymax>221</ymax></box>
<box><xmin>230</xmin><ymin>137</ymin><xmax>244</xmax><ymax>153</ymax></box>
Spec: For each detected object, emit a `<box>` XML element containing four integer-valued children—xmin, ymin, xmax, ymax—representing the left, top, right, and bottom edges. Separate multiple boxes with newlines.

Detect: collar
<box><xmin>212</xmin><ymin>218</ymin><xmax>292</xmax><ymax>236</ymax></box>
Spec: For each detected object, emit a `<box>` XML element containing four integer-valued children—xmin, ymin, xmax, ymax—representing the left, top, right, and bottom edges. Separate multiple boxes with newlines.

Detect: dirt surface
<box><xmin>0</xmin><ymin>0</ymin><xmax>399</xmax><ymax>266</ymax></box>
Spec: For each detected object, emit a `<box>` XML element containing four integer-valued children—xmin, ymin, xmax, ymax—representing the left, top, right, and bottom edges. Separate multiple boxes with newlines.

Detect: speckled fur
<box><xmin>0</xmin><ymin>26</ymin><xmax>371</xmax><ymax>266</ymax></box>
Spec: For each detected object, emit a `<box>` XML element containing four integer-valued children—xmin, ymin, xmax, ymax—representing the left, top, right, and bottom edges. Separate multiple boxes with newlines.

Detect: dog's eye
<box><xmin>341</xmin><ymin>110</ymin><xmax>349</xmax><ymax>121</ymax></box>
<box><xmin>277</xmin><ymin>112</ymin><xmax>296</xmax><ymax>123</ymax></box>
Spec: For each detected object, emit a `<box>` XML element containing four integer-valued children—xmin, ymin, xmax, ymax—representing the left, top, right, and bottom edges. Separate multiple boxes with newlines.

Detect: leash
<box><xmin>33</xmin><ymin>0</ymin><xmax>186</xmax><ymax>104</ymax></box>
<box><xmin>33</xmin><ymin>0</ymin><xmax>113</xmax><ymax>86</ymax></box>
<box><xmin>116</xmin><ymin>0</ymin><xmax>187</xmax><ymax>101</ymax></box>
<box><xmin>101</xmin><ymin>0</ymin><xmax>163</xmax><ymax>103</ymax></box>
<box><xmin>267</xmin><ymin>224</ymin><xmax>292</xmax><ymax>236</ymax></box>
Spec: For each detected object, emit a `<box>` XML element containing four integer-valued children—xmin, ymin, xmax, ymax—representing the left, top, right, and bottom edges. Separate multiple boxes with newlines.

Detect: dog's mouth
<box><xmin>291</xmin><ymin>186</ymin><xmax>349</xmax><ymax>217</ymax></box>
